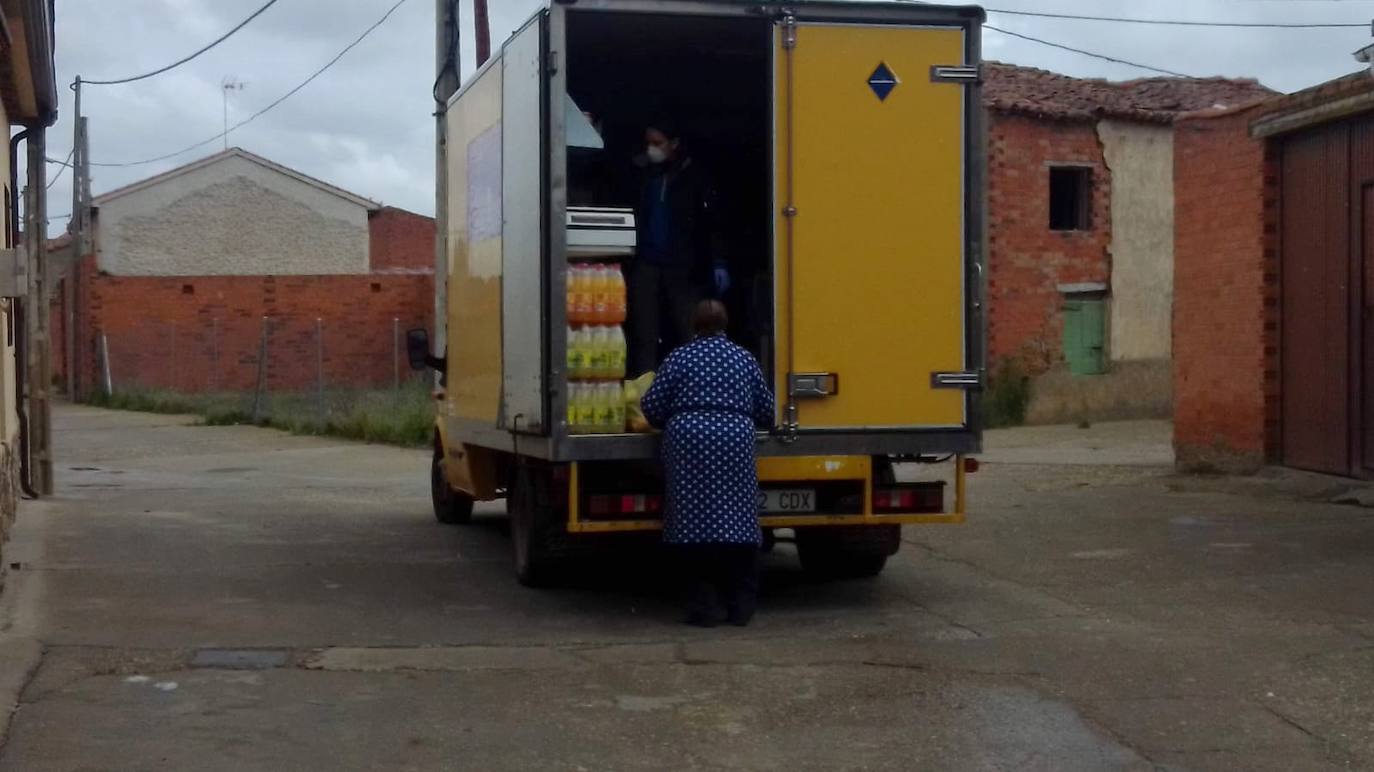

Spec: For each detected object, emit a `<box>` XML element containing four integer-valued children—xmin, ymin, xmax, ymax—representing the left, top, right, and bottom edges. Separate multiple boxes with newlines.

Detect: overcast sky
<box><xmin>43</xmin><ymin>0</ymin><xmax>1374</xmax><ymax>233</ymax></box>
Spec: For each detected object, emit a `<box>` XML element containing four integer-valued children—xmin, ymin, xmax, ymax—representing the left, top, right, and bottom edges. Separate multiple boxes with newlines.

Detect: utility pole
<box><xmin>434</xmin><ymin>0</ymin><xmax>461</xmax><ymax>362</ymax></box>
<box><xmin>25</xmin><ymin>128</ymin><xmax>52</xmax><ymax>495</ymax></box>
<box><xmin>474</xmin><ymin>0</ymin><xmax>491</xmax><ymax>67</ymax></box>
<box><xmin>69</xmin><ymin>76</ymin><xmax>92</xmax><ymax>401</ymax></box>
<box><xmin>221</xmin><ymin>77</ymin><xmax>245</xmax><ymax>150</ymax></box>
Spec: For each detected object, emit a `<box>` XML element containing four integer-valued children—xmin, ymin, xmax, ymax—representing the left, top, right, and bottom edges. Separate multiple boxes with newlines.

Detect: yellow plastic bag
<box><xmin>623</xmin><ymin>371</ymin><xmax>655</xmax><ymax>433</ymax></box>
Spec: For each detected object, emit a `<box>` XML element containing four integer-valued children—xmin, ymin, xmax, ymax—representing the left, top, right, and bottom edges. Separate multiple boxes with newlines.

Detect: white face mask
<box><xmin>646</xmin><ymin>145</ymin><xmax>668</xmax><ymax>165</ymax></box>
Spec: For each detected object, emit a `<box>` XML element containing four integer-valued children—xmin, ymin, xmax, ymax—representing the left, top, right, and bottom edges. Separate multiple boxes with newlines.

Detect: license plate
<box><xmin>758</xmin><ymin>488</ymin><xmax>816</xmax><ymax>513</ymax></box>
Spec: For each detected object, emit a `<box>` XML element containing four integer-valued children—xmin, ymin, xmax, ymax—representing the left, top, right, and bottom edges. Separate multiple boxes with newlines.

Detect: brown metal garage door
<box><xmin>1280</xmin><ymin>116</ymin><xmax>1373</xmax><ymax>477</ymax></box>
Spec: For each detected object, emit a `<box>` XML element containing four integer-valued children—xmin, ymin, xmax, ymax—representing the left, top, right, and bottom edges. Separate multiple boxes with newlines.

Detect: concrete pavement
<box><xmin>0</xmin><ymin>406</ymin><xmax>1370</xmax><ymax>770</ymax></box>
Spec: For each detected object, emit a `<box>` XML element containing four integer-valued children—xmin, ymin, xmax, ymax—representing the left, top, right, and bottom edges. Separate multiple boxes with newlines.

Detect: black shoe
<box><xmin>726</xmin><ymin>608</ymin><xmax>754</xmax><ymax>627</ymax></box>
<box><xmin>685</xmin><ymin>611</ymin><xmax>718</xmax><ymax>628</ymax></box>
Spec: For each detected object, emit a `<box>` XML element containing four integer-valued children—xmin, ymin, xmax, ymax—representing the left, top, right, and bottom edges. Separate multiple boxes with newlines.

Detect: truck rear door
<box><xmin>774</xmin><ymin>20</ymin><xmax>975</xmax><ymax>430</ymax></box>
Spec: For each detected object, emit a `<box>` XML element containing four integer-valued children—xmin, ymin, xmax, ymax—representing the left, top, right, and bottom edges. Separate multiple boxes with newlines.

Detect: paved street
<box><xmin>0</xmin><ymin>407</ymin><xmax>1371</xmax><ymax>770</ymax></box>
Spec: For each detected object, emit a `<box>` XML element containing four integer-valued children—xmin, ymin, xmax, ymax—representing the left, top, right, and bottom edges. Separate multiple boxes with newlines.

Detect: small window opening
<box><xmin>370</xmin><ymin>282</ymin><xmax>382</xmax><ymax>293</ymax></box>
<box><xmin>181</xmin><ymin>284</ymin><xmax>194</xmax><ymax>295</ymax></box>
<box><xmin>1049</xmin><ymin>167</ymin><xmax>1092</xmax><ymax>231</ymax></box>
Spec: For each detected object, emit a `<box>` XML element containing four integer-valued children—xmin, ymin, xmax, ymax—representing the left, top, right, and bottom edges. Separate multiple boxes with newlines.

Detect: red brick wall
<box><xmin>368</xmin><ymin>207</ymin><xmax>435</xmax><ymax>273</ymax></box>
<box><xmin>65</xmin><ymin>257</ymin><xmax>434</xmax><ymax>395</ymax></box>
<box><xmin>59</xmin><ymin>210</ymin><xmax>437</xmax><ymax>398</ymax></box>
<box><xmin>1172</xmin><ymin>107</ymin><xmax>1271</xmax><ymax>472</ymax></box>
<box><xmin>987</xmin><ymin>113</ymin><xmax>1112</xmax><ymax>370</ymax></box>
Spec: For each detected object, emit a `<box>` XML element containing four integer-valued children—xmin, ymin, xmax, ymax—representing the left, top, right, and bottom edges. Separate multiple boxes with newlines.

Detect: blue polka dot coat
<box><xmin>641</xmin><ymin>334</ymin><xmax>776</xmax><ymax>545</ymax></box>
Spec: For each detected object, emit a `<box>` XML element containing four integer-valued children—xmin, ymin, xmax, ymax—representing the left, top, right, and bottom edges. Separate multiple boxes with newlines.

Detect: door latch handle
<box><xmin>789</xmin><ymin>372</ymin><xmax>838</xmax><ymax>398</ymax></box>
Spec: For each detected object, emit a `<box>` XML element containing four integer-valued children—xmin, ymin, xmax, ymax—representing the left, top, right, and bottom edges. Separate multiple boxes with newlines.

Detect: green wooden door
<box><xmin>1063</xmin><ymin>299</ymin><xmax>1106</xmax><ymax>375</ymax></box>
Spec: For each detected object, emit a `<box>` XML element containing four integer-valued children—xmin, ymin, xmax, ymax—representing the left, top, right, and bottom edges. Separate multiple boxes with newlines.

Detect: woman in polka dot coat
<box><xmin>641</xmin><ymin>299</ymin><xmax>775</xmax><ymax>626</ymax></box>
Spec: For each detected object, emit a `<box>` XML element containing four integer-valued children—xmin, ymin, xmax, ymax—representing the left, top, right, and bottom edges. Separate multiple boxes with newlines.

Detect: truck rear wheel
<box><xmin>509</xmin><ymin>462</ymin><xmax>568</xmax><ymax>587</ymax></box>
<box><xmin>432</xmin><ymin>443</ymin><xmax>474</xmax><ymax>525</ymax></box>
<box><xmin>796</xmin><ymin>525</ymin><xmax>901</xmax><ymax>579</ymax></box>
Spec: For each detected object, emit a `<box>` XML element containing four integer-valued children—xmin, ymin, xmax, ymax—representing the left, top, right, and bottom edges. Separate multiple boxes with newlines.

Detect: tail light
<box><xmin>964</xmin><ymin>457</ymin><xmax>980</xmax><ymax>473</ymax></box>
<box><xmin>873</xmin><ymin>482</ymin><xmax>945</xmax><ymax>514</ymax></box>
<box><xmin>587</xmin><ymin>494</ymin><xmax>663</xmax><ymax>517</ymax></box>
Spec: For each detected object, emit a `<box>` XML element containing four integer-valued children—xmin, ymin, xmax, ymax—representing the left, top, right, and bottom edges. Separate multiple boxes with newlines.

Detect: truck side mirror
<box><xmin>406</xmin><ymin>329</ymin><xmax>432</xmax><ymax>371</ymax></box>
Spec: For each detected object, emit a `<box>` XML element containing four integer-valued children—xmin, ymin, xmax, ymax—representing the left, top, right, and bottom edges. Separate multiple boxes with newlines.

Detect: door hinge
<box><xmin>781</xmin><ymin>15</ymin><xmax>797</xmax><ymax>49</ymax></box>
<box><xmin>547</xmin><ymin>50</ymin><xmax>560</xmax><ymax>75</ymax></box>
<box><xmin>929</xmin><ymin>65</ymin><xmax>980</xmax><ymax>84</ymax></box>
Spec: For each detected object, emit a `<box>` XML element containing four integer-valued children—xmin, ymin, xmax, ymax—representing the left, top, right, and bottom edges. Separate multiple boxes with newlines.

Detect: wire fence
<box><xmin>88</xmin><ymin>315</ymin><xmax>434</xmax><ymax>445</ymax></box>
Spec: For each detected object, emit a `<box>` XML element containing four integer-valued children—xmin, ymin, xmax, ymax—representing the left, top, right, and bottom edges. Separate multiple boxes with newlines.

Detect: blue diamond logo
<box><xmin>868</xmin><ymin>62</ymin><xmax>898</xmax><ymax>101</ymax></box>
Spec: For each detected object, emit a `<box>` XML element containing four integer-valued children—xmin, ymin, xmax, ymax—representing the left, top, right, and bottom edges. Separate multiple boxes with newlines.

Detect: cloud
<box><xmin>43</xmin><ymin>0</ymin><xmax>1374</xmax><ymax>234</ymax></box>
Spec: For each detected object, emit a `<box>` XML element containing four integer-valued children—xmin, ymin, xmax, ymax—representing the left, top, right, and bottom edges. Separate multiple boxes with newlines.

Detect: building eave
<box><xmin>94</xmin><ymin>147</ymin><xmax>381</xmax><ymax>211</ymax></box>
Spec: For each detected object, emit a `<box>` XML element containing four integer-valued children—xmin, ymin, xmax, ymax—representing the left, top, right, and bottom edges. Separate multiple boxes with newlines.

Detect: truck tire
<box><xmin>796</xmin><ymin>525</ymin><xmax>901</xmax><ymax>580</ymax></box>
<box><xmin>509</xmin><ymin>463</ymin><xmax>567</xmax><ymax>587</ymax></box>
<box><xmin>431</xmin><ymin>443</ymin><xmax>474</xmax><ymax>525</ymax></box>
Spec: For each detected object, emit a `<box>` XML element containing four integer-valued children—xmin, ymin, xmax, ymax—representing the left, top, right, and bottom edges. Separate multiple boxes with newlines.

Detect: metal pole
<box><xmin>393</xmin><ymin>317</ymin><xmax>400</xmax><ymax>392</ymax></box>
<box><xmin>210</xmin><ymin>317</ymin><xmax>219</xmax><ymax>392</ymax></box>
<box><xmin>251</xmin><ymin>317</ymin><xmax>269</xmax><ymax>422</ymax></box>
<box><xmin>316</xmin><ymin>318</ymin><xmax>324</xmax><ymax>424</ymax></box>
<box><xmin>433</xmin><ymin>0</ymin><xmax>461</xmax><ymax>379</ymax></box>
<box><xmin>169</xmin><ymin>322</ymin><xmax>177</xmax><ymax>391</ymax></box>
<box><xmin>99</xmin><ymin>332</ymin><xmax>112</xmax><ymax>395</ymax></box>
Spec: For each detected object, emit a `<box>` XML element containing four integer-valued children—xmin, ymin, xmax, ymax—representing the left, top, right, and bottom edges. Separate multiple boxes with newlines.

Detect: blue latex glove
<box><xmin>713</xmin><ymin>267</ymin><xmax>731</xmax><ymax>297</ymax></box>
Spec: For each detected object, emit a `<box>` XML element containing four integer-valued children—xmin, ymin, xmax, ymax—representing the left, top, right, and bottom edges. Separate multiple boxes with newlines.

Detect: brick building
<box><xmin>1174</xmin><ymin>69</ymin><xmax>1374</xmax><ymax>476</ymax></box>
<box><xmin>0</xmin><ymin>0</ymin><xmax>57</xmax><ymax>582</ymax></box>
<box><xmin>981</xmin><ymin>64</ymin><xmax>1271</xmax><ymax>422</ymax></box>
<box><xmin>52</xmin><ymin>148</ymin><xmax>435</xmax><ymax>399</ymax></box>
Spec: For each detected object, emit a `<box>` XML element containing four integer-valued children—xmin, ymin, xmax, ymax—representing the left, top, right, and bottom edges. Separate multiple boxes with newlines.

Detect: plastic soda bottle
<box><xmin>591</xmin><ymin>265</ymin><xmax>610</xmax><ymax>325</ymax></box>
<box><xmin>567</xmin><ymin>382</ymin><xmax>580</xmax><ymax>433</ymax></box>
<box><xmin>567</xmin><ymin>327</ymin><xmax>583</xmax><ymax>379</ymax></box>
<box><xmin>563</xmin><ymin>265</ymin><xmax>574</xmax><ymax>324</ymax></box>
<box><xmin>608</xmin><ymin>326</ymin><xmax>627</xmax><ymax>380</ymax></box>
<box><xmin>573</xmin><ymin>265</ymin><xmax>594</xmax><ymax>324</ymax></box>
<box><xmin>609</xmin><ymin>382</ymin><xmax>626</xmax><ymax>432</ymax></box>
<box><xmin>566</xmin><ymin>325</ymin><xmax>579</xmax><ymax>376</ymax></box>
<box><xmin>593</xmin><ymin>383</ymin><xmax>615</xmax><ymax>433</ymax></box>
<box><xmin>575</xmin><ymin>383</ymin><xmax>597</xmax><ymax>434</ymax></box>
<box><xmin>608</xmin><ymin>265</ymin><xmax>627</xmax><ymax>324</ymax></box>
<box><xmin>593</xmin><ymin>324</ymin><xmax>610</xmax><ymax>379</ymax></box>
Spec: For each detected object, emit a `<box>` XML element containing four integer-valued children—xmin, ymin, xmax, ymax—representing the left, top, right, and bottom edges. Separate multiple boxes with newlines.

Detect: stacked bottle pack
<box><xmin>566</xmin><ymin>264</ymin><xmax>629</xmax><ymax>434</ymax></box>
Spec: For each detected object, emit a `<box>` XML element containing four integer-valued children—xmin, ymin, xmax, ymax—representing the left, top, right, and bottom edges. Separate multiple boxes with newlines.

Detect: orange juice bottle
<box><xmin>591</xmin><ymin>265</ymin><xmax>610</xmax><ymax>324</ymax></box>
<box><xmin>566</xmin><ymin>268</ymin><xmax>578</xmax><ymax>322</ymax></box>
<box><xmin>608</xmin><ymin>265</ymin><xmax>627</xmax><ymax>324</ymax></box>
<box><xmin>573</xmin><ymin>265</ymin><xmax>593</xmax><ymax>324</ymax></box>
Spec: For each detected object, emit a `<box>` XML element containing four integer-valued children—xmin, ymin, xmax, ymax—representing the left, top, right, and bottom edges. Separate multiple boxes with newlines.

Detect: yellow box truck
<box><xmin>411</xmin><ymin>0</ymin><xmax>986</xmax><ymax>585</ymax></box>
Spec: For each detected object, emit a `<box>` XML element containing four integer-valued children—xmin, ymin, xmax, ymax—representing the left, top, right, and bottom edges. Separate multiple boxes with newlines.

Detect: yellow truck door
<box><xmin>775</xmin><ymin>22</ymin><xmax>971</xmax><ymax>430</ymax></box>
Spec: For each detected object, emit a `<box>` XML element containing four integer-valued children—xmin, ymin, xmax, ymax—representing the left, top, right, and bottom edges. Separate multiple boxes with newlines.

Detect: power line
<box><xmin>986</xmin><ymin>7</ymin><xmax>1365</xmax><ymax>29</ymax></box>
<box><xmin>985</xmin><ymin>24</ymin><xmax>1193</xmax><ymax>78</ymax></box>
<box><xmin>46</xmin><ymin>149</ymin><xmax>74</xmax><ymax>189</ymax></box>
<box><xmin>83</xmin><ymin>0</ymin><xmax>283</xmax><ymax>86</ymax></box>
<box><xmin>92</xmin><ymin>0</ymin><xmax>410</xmax><ymax>168</ymax></box>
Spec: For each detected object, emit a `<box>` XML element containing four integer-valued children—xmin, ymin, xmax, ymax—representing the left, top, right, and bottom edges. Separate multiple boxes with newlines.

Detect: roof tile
<box><xmin>983</xmin><ymin>62</ymin><xmax>1276</xmax><ymax>124</ymax></box>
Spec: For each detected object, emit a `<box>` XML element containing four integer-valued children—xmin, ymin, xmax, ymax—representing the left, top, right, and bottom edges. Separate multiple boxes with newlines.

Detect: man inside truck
<box><xmin>627</xmin><ymin>119</ymin><xmax>729</xmax><ymax>377</ymax></box>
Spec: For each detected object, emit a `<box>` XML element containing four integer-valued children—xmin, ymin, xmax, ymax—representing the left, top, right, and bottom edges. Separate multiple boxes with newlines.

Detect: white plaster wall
<box><xmin>96</xmin><ymin>155</ymin><xmax>369</xmax><ymax>276</ymax></box>
<box><xmin>0</xmin><ymin>95</ymin><xmax>16</xmax><ymax>445</ymax></box>
<box><xmin>1098</xmin><ymin>120</ymin><xmax>1174</xmax><ymax>362</ymax></box>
